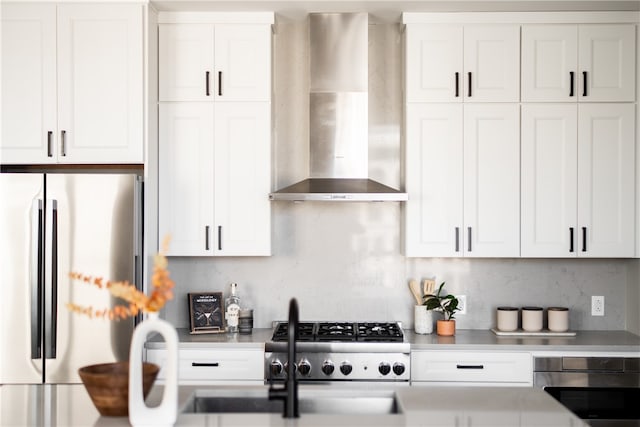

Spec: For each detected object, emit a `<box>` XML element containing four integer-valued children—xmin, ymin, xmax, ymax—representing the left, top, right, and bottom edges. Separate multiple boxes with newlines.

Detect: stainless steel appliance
<box><xmin>534</xmin><ymin>356</ymin><xmax>640</xmax><ymax>426</ymax></box>
<box><xmin>265</xmin><ymin>322</ymin><xmax>410</xmax><ymax>383</ymax></box>
<box><xmin>0</xmin><ymin>173</ymin><xmax>143</xmax><ymax>384</ymax></box>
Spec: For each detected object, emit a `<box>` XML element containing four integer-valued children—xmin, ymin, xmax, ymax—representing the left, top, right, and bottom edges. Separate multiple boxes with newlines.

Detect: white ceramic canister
<box><xmin>548</xmin><ymin>307</ymin><xmax>569</xmax><ymax>332</ymax></box>
<box><xmin>496</xmin><ymin>306</ymin><xmax>519</xmax><ymax>331</ymax></box>
<box><xmin>521</xmin><ymin>306</ymin><xmax>543</xmax><ymax>332</ymax></box>
<box><xmin>414</xmin><ymin>305</ymin><xmax>433</xmax><ymax>334</ymax></box>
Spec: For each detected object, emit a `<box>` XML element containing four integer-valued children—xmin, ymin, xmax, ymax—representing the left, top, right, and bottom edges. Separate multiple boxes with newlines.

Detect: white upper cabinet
<box><xmin>159</xmin><ymin>24</ymin><xmax>271</xmax><ymax>102</ymax></box>
<box><xmin>522</xmin><ymin>24</ymin><xmax>636</xmax><ymax>102</ymax></box>
<box><xmin>405</xmin><ymin>24</ymin><xmax>520</xmax><ymax>102</ymax></box>
<box><xmin>405</xmin><ymin>103</ymin><xmax>520</xmax><ymax>257</ymax></box>
<box><xmin>1</xmin><ymin>3</ymin><xmax>143</xmax><ymax>164</ymax></box>
<box><xmin>521</xmin><ymin>104</ymin><xmax>635</xmax><ymax>257</ymax></box>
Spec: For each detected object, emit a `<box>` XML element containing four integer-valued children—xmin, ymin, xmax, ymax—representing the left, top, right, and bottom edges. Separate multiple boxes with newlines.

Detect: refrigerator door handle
<box><xmin>31</xmin><ymin>200</ymin><xmax>44</xmax><ymax>360</ymax></box>
<box><xmin>44</xmin><ymin>200</ymin><xmax>58</xmax><ymax>359</ymax></box>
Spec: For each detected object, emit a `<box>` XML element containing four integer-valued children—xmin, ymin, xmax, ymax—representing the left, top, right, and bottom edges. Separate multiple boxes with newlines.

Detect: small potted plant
<box><xmin>423</xmin><ymin>282</ymin><xmax>460</xmax><ymax>336</ymax></box>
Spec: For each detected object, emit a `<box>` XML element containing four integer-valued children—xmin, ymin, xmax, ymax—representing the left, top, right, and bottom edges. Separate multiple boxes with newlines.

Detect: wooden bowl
<box><xmin>78</xmin><ymin>361</ymin><xmax>159</xmax><ymax>417</ymax></box>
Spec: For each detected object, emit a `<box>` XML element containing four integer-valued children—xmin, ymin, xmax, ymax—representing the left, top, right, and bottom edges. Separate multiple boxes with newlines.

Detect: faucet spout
<box><xmin>268</xmin><ymin>298</ymin><xmax>299</xmax><ymax>418</ymax></box>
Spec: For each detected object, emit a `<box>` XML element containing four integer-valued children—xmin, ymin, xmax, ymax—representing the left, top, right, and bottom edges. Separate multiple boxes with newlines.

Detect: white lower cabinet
<box><xmin>146</xmin><ymin>348</ymin><xmax>264</xmax><ymax>385</ymax></box>
<box><xmin>411</xmin><ymin>351</ymin><xmax>533</xmax><ymax>387</ymax></box>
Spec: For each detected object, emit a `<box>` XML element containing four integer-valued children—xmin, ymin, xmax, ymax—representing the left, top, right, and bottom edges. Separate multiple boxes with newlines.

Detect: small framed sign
<box><xmin>188</xmin><ymin>292</ymin><xmax>225</xmax><ymax>334</ymax></box>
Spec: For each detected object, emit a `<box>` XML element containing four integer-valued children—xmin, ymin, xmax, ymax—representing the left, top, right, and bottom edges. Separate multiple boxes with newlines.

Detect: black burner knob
<box><xmin>378</xmin><ymin>362</ymin><xmax>391</xmax><ymax>375</ymax></box>
<box><xmin>298</xmin><ymin>359</ymin><xmax>311</xmax><ymax>376</ymax></box>
<box><xmin>340</xmin><ymin>362</ymin><xmax>353</xmax><ymax>376</ymax></box>
<box><xmin>270</xmin><ymin>360</ymin><xmax>283</xmax><ymax>376</ymax></box>
<box><xmin>322</xmin><ymin>361</ymin><xmax>335</xmax><ymax>376</ymax></box>
<box><xmin>393</xmin><ymin>362</ymin><xmax>405</xmax><ymax>376</ymax></box>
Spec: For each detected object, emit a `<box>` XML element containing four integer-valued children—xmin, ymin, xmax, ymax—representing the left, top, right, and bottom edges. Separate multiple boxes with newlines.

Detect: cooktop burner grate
<box><xmin>271</xmin><ymin>321</ymin><xmax>404</xmax><ymax>343</ymax></box>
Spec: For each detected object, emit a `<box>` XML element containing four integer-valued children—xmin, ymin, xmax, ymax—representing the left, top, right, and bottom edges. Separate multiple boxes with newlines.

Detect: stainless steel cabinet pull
<box><xmin>569</xmin><ymin>227</ymin><xmax>574</xmax><ymax>252</ymax></box>
<box><xmin>582</xmin><ymin>227</ymin><xmax>587</xmax><ymax>252</ymax></box>
<box><xmin>205</xmin><ymin>71</ymin><xmax>210</xmax><ymax>96</ymax></box>
<box><xmin>455</xmin><ymin>72</ymin><xmax>460</xmax><ymax>97</ymax></box>
<box><xmin>582</xmin><ymin>71</ymin><xmax>587</xmax><ymax>97</ymax></box>
<box><xmin>45</xmin><ymin>201</ymin><xmax>58</xmax><ymax>359</ymax></box>
<box><xmin>60</xmin><ymin>130</ymin><xmax>67</xmax><ymax>156</ymax></box>
<box><xmin>467</xmin><ymin>72</ymin><xmax>472</xmax><ymax>97</ymax></box>
<box><xmin>205</xmin><ymin>226</ymin><xmax>210</xmax><ymax>250</ymax></box>
<box><xmin>47</xmin><ymin>131</ymin><xmax>53</xmax><ymax>157</ymax></box>
<box><xmin>218</xmin><ymin>72</ymin><xmax>222</xmax><ymax>96</ymax></box>
<box><xmin>192</xmin><ymin>362</ymin><xmax>219</xmax><ymax>367</ymax></box>
<box><xmin>218</xmin><ymin>226</ymin><xmax>222</xmax><ymax>250</ymax></box>
<box><xmin>456</xmin><ymin>364</ymin><xmax>484</xmax><ymax>369</ymax></box>
<box><xmin>455</xmin><ymin>227</ymin><xmax>460</xmax><ymax>252</ymax></box>
<box><xmin>467</xmin><ymin>227</ymin><xmax>472</xmax><ymax>252</ymax></box>
<box><xmin>31</xmin><ymin>200</ymin><xmax>44</xmax><ymax>359</ymax></box>
<box><xmin>569</xmin><ymin>72</ymin><xmax>575</xmax><ymax>97</ymax></box>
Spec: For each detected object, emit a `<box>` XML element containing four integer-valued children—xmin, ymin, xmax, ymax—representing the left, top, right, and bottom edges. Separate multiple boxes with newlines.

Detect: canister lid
<box><xmin>497</xmin><ymin>306</ymin><xmax>518</xmax><ymax>311</ymax></box>
<box><xmin>522</xmin><ymin>306</ymin><xmax>543</xmax><ymax>311</ymax></box>
<box><xmin>548</xmin><ymin>307</ymin><xmax>569</xmax><ymax>311</ymax></box>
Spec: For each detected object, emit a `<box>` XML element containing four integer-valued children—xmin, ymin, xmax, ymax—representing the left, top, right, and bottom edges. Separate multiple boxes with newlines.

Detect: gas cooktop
<box><xmin>271</xmin><ymin>321</ymin><xmax>404</xmax><ymax>343</ymax></box>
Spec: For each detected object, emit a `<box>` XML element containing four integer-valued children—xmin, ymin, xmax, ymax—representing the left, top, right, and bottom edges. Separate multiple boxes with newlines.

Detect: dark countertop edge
<box><xmin>145</xmin><ymin>328</ymin><xmax>640</xmax><ymax>352</ymax></box>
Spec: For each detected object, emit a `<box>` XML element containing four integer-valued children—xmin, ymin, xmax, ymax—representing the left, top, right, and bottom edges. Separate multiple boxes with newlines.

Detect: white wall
<box><xmin>160</xmin><ymin>17</ymin><xmax>635</xmax><ymax>332</ymax></box>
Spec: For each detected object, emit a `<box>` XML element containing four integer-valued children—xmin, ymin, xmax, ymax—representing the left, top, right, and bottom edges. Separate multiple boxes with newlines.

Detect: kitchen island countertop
<box><xmin>146</xmin><ymin>328</ymin><xmax>640</xmax><ymax>353</ymax></box>
<box><xmin>0</xmin><ymin>383</ymin><xmax>586</xmax><ymax>426</ymax></box>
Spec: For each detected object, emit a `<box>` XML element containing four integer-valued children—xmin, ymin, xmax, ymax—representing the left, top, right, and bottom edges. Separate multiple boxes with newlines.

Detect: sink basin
<box><xmin>181</xmin><ymin>389</ymin><xmax>400</xmax><ymax>415</ymax></box>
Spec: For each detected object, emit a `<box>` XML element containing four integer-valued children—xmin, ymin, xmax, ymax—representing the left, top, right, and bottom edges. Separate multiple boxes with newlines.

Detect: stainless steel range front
<box><xmin>265</xmin><ymin>322</ymin><xmax>410</xmax><ymax>383</ymax></box>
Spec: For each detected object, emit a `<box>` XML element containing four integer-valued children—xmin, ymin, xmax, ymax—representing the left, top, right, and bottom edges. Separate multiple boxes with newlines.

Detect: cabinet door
<box><xmin>1</xmin><ymin>4</ymin><xmax>57</xmax><ymax>164</ymax></box>
<box><xmin>214</xmin><ymin>25</ymin><xmax>271</xmax><ymax>102</ymax></box>
<box><xmin>463</xmin><ymin>104</ymin><xmax>520</xmax><ymax>257</ymax></box>
<box><xmin>57</xmin><ymin>4</ymin><xmax>143</xmax><ymax>163</ymax></box>
<box><xmin>521</xmin><ymin>25</ymin><xmax>578</xmax><ymax>102</ymax></box>
<box><xmin>577</xmin><ymin>104</ymin><xmax>635</xmax><ymax>257</ymax></box>
<box><xmin>521</xmin><ymin>105</ymin><xmax>578</xmax><ymax>257</ymax></box>
<box><xmin>463</xmin><ymin>26</ymin><xmax>520</xmax><ymax>102</ymax></box>
<box><xmin>578</xmin><ymin>25</ymin><xmax>636</xmax><ymax>102</ymax></box>
<box><xmin>405</xmin><ymin>104</ymin><xmax>463</xmax><ymax>257</ymax></box>
<box><xmin>159</xmin><ymin>24</ymin><xmax>215</xmax><ymax>101</ymax></box>
<box><xmin>405</xmin><ymin>25</ymin><xmax>463</xmax><ymax>103</ymax></box>
<box><xmin>158</xmin><ymin>103</ymin><xmax>215</xmax><ymax>256</ymax></box>
<box><xmin>213</xmin><ymin>103</ymin><xmax>271</xmax><ymax>256</ymax></box>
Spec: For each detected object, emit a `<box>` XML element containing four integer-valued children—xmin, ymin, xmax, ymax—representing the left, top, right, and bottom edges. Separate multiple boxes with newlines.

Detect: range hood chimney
<box><xmin>269</xmin><ymin>13</ymin><xmax>408</xmax><ymax>202</ymax></box>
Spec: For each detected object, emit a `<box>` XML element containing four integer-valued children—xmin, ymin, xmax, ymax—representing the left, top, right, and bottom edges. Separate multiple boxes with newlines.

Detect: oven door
<box><xmin>543</xmin><ymin>387</ymin><xmax>640</xmax><ymax>427</ymax></box>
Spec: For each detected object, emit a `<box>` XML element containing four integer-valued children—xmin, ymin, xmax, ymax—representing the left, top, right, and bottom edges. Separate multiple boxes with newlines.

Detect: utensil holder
<box><xmin>414</xmin><ymin>305</ymin><xmax>433</xmax><ymax>334</ymax></box>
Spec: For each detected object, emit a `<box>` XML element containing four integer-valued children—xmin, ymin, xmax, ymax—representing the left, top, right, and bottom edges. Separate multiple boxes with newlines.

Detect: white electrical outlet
<box><xmin>591</xmin><ymin>296</ymin><xmax>604</xmax><ymax>316</ymax></box>
<box><xmin>458</xmin><ymin>295</ymin><xmax>467</xmax><ymax>315</ymax></box>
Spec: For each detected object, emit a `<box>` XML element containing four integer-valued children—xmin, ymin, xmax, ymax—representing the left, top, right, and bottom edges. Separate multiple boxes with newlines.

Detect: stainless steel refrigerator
<box><xmin>0</xmin><ymin>173</ymin><xmax>143</xmax><ymax>384</ymax></box>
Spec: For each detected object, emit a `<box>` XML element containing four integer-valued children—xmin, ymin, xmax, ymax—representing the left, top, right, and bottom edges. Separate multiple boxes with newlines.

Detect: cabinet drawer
<box><xmin>411</xmin><ymin>351</ymin><xmax>532</xmax><ymax>384</ymax></box>
<box><xmin>147</xmin><ymin>348</ymin><xmax>264</xmax><ymax>382</ymax></box>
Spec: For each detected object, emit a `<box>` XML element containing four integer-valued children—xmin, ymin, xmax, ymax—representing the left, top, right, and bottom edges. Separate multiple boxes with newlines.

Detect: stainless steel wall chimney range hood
<box><xmin>269</xmin><ymin>13</ymin><xmax>408</xmax><ymax>202</ymax></box>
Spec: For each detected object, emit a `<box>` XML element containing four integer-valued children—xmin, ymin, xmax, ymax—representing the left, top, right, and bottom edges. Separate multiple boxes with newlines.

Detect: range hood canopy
<box><xmin>269</xmin><ymin>12</ymin><xmax>407</xmax><ymax>202</ymax></box>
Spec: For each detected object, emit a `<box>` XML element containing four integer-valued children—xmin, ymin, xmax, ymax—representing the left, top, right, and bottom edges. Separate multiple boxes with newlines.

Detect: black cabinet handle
<box><xmin>467</xmin><ymin>72</ymin><xmax>472</xmax><ymax>97</ymax></box>
<box><xmin>456</xmin><ymin>364</ymin><xmax>484</xmax><ymax>370</ymax></box>
<box><xmin>455</xmin><ymin>227</ymin><xmax>460</xmax><ymax>252</ymax></box>
<box><xmin>205</xmin><ymin>71</ymin><xmax>210</xmax><ymax>96</ymax></box>
<box><xmin>47</xmin><ymin>131</ymin><xmax>53</xmax><ymax>157</ymax></box>
<box><xmin>192</xmin><ymin>362</ymin><xmax>219</xmax><ymax>367</ymax></box>
<box><xmin>205</xmin><ymin>226</ymin><xmax>210</xmax><ymax>250</ymax></box>
<box><xmin>60</xmin><ymin>130</ymin><xmax>67</xmax><ymax>156</ymax></box>
<box><xmin>569</xmin><ymin>72</ymin><xmax>575</xmax><ymax>97</ymax></box>
<box><xmin>467</xmin><ymin>227</ymin><xmax>472</xmax><ymax>252</ymax></box>
<box><xmin>569</xmin><ymin>227</ymin><xmax>574</xmax><ymax>253</ymax></box>
<box><xmin>582</xmin><ymin>227</ymin><xmax>587</xmax><ymax>252</ymax></box>
<box><xmin>218</xmin><ymin>226</ymin><xmax>222</xmax><ymax>250</ymax></box>
<box><xmin>455</xmin><ymin>72</ymin><xmax>460</xmax><ymax>97</ymax></box>
<box><xmin>582</xmin><ymin>71</ymin><xmax>587</xmax><ymax>97</ymax></box>
<box><xmin>218</xmin><ymin>72</ymin><xmax>223</xmax><ymax>96</ymax></box>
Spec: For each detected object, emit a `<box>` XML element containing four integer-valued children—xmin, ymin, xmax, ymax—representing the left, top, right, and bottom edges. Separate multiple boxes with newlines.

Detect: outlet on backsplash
<box><xmin>591</xmin><ymin>296</ymin><xmax>604</xmax><ymax>316</ymax></box>
<box><xmin>458</xmin><ymin>295</ymin><xmax>467</xmax><ymax>315</ymax></box>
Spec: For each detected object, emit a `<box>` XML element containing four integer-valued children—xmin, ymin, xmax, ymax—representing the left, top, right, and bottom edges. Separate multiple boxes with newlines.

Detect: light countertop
<box><xmin>146</xmin><ymin>328</ymin><xmax>640</xmax><ymax>353</ymax></box>
<box><xmin>0</xmin><ymin>383</ymin><xmax>587</xmax><ymax>426</ymax></box>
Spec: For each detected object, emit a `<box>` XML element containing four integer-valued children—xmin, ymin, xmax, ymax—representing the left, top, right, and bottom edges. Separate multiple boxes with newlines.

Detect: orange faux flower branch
<box><xmin>67</xmin><ymin>236</ymin><xmax>175</xmax><ymax>320</ymax></box>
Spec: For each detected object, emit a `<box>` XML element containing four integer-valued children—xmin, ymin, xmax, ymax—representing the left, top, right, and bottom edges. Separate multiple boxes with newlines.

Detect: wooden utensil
<box><xmin>409</xmin><ymin>279</ymin><xmax>422</xmax><ymax>305</ymax></box>
<box><xmin>423</xmin><ymin>278</ymin><xmax>436</xmax><ymax>296</ymax></box>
